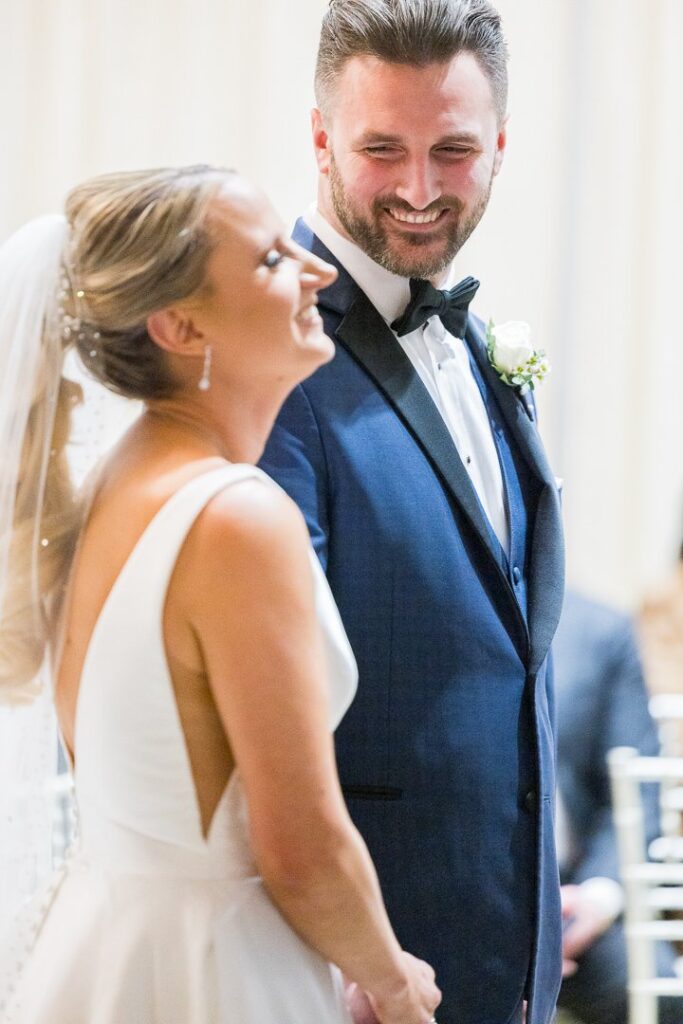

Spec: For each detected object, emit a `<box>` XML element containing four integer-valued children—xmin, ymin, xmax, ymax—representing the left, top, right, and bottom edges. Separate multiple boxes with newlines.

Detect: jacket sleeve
<box><xmin>259</xmin><ymin>383</ymin><xmax>331</xmax><ymax>571</ymax></box>
<box><xmin>572</xmin><ymin>618</ymin><xmax>661</xmax><ymax>884</ymax></box>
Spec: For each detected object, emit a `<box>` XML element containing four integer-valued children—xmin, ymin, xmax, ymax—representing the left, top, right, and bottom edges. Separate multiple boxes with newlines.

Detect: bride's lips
<box><xmin>295</xmin><ymin>302</ymin><xmax>322</xmax><ymax>328</ymax></box>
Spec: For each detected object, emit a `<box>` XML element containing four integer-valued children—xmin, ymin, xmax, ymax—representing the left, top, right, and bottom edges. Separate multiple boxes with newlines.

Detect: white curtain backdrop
<box><xmin>1</xmin><ymin>0</ymin><xmax>681</xmax><ymax>609</ymax></box>
<box><xmin>483</xmin><ymin>0</ymin><xmax>683</xmax><ymax>608</ymax></box>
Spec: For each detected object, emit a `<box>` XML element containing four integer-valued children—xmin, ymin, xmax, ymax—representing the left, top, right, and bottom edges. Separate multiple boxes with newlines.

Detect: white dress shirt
<box><xmin>306</xmin><ymin>205</ymin><xmax>509</xmax><ymax>553</ymax></box>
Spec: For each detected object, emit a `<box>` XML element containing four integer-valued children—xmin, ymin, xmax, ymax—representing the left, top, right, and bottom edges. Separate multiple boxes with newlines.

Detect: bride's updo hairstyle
<box><xmin>64</xmin><ymin>164</ymin><xmax>230</xmax><ymax>399</ymax></box>
<box><xmin>0</xmin><ymin>165</ymin><xmax>231</xmax><ymax>704</ymax></box>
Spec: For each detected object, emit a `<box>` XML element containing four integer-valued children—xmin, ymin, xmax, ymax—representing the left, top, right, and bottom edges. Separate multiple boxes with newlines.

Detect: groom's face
<box><xmin>313</xmin><ymin>52</ymin><xmax>506</xmax><ymax>281</ymax></box>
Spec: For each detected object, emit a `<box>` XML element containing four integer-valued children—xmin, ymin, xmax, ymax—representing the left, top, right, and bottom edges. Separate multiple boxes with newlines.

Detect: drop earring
<box><xmin>198</xmin><ymin>344</ymin><xmax>212</xmax><ymax>392</ymax></box>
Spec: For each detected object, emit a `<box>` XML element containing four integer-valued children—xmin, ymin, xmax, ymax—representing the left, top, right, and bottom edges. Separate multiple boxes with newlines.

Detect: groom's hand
<box><xmin>344</xmin><ymin>980</ymin><xmax>380</xmax><ymax>1024</ymax></box>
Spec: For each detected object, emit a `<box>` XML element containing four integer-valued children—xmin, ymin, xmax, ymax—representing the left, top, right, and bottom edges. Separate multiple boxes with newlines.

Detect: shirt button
<box><xmin>512</xmin><ymin>565</ymin><xmax>521</xmax><ymax>585</ymax></box>
<box><xmin>523</xmin><ymin>789</ymin><xmax>536</xmax><ymax>813</ymax></box>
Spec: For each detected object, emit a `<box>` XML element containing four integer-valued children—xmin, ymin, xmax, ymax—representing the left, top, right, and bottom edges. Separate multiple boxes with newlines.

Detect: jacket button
<box><xmin>512</xmin><ymin>565</ymin><xmax>522</xmax><ymax>585</ymax></box>
<box><xmin>523</xmin><ymin>789</ymin><xmax>536</xmax><ymax>813</ymax></box>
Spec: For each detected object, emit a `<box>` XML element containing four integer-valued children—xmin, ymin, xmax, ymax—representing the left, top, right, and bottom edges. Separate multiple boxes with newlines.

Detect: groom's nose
<box><xmin>393</xmin><ymin>156</ymin><xmax>442</xmax><ymax>211</ymax></box>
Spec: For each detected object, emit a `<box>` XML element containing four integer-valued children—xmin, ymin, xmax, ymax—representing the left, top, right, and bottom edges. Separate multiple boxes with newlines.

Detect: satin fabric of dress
<box><xmin>2</xmin><ymin>465</ymin><xmax>357</xmax><ymax>1024</ymax></box>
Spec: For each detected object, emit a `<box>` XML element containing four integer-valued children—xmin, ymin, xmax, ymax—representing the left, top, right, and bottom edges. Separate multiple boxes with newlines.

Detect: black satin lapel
<box><xmin>465</xmin><ymin>320</ymin><xmax>556</xmax><ymax>489</ymax></box>
<box><xmin>336</xmin><ymin>290</ymin><xmax>510</xmax><ymax>579</ymax></box>
<box><xmin>527</xmin><ymin>484</ymin><xmax>566</xmax><ymax>676</ymax></box>
<box><xmin>463</xmin><ymin>321</ymin><xmax>565</xmax><ymax>672</ymax></box>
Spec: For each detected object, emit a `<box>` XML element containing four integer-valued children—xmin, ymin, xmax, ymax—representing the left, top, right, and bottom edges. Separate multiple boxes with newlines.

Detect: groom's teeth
<box><xmin>388</xmin><ymin>209</ymin><xmax>442</xmax><ymax>224</ymax></box>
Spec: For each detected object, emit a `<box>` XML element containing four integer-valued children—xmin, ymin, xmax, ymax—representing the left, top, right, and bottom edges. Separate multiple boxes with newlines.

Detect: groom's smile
<box><xmin>387</xmin><ymin>209</ymin><xmax>442</xmax><ymax>224</ymax></box>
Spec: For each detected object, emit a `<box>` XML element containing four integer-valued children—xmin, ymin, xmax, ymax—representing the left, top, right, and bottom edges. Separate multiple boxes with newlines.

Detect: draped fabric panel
<box><xmin>467</xmin><ymin>0</ymin><xmax>683</xmax><ymax>606</ymax></box>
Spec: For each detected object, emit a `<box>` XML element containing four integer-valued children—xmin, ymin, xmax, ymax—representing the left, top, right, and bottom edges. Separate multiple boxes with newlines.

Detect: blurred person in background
<box><xmin>640</xmin><ymin>530</ymin><xmax>683</xmax><ymax>703</ymax></box>
<box><xmin>554</xmin><ymin>590</ymin><xmax>681</xmax><ymax>1024</ymax></box>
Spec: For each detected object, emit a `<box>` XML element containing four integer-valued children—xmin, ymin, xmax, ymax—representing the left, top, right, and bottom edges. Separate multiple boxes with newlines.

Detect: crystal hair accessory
<box><xmin>57</xmin><ymin>270</ymin><xmax>101</xmax><ymax>359</ymax></box>
<box><xmin>58</xmin><ymin>270</ymin><xmax>80</xmax><ymax>341</ymax></box>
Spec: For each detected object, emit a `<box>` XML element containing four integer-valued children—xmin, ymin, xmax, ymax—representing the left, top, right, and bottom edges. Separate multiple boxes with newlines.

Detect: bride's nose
<box><xmin>298</xmin><ymin>249</ymin><xmax>337</xmax><ymax>292</ymax></box>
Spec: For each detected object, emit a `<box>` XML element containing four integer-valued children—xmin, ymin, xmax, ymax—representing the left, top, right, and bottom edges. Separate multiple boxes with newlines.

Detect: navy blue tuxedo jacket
<box><xmin>260</xmin><ymin>220</ymin><xmax>565</xmax><ymax>1024</ymax></box>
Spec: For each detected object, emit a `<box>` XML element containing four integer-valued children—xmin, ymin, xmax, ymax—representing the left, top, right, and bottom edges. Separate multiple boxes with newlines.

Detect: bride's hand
<box><xmin>366</xmin><ymin>951</ymin><xmax>441</xmax><ymax>1024</ymax></box>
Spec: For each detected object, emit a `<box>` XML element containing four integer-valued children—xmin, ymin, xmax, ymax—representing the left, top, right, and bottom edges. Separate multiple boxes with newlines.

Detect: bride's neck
<box><xmin>143</xmin><ymin>389</ymin><xmax>279</xmax><ymax>465</ymax></box>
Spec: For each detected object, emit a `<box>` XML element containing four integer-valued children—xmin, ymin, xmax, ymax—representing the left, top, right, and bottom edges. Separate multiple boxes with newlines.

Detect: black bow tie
<box><xmin>391</xmin><ymin>276</ymin><xmax>480</xmax><ymax>339</ymax></box>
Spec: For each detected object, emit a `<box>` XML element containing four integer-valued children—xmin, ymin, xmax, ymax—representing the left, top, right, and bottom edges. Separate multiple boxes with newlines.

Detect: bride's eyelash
<box><xmin>264</xmin><ymin>249</ymin><xmax>284</xmax><ymax>269</ymax></box>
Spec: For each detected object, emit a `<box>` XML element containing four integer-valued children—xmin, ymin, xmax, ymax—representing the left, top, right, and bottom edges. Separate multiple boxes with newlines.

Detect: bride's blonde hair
<box><xmin>0</xmin><ymin>165</ymin><xmax>230</xmax><ymax>704</ymax></box>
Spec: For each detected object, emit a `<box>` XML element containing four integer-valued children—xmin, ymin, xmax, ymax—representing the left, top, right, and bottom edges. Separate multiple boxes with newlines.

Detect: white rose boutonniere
<box><xmin>486</xmin><ymin>320</ymin><xmax>550</xmax><ymax>392</ymax></box>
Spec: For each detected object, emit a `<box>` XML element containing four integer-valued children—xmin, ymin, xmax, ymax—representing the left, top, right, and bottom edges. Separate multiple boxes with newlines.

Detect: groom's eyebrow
<box><xmin>437</xmin><ymin>131</ymin><xmax>483</xmax><ymax>146</ymax></box>
<box><xmin>355</xmin><ymin>129</ymin><xmax>483</xmax><ymax>147</ymax></box>
<box><xmin>355</xmin><ymin>132</ymin><xmax>403</xmax><ymax>146</ymax></box>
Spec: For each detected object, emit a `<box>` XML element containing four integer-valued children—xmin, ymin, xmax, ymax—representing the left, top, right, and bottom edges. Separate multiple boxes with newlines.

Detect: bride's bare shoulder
<box><xmin>192</xmin><ymin>471</ymin><xmax>309</xmax><ymax>561</ymax></box>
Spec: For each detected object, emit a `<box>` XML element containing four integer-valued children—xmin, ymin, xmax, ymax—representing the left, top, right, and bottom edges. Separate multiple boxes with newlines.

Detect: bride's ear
<box><xmin>147</xmin><ymin>308</ymin><xmax>204</xmax><ymax>356</ymax></box>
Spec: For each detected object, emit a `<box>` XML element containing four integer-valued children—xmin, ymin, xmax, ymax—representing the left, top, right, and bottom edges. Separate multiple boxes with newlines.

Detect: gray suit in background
<box><xmin>554</xmin><ymin>590</ymin><xmax>681</xmax><ymax>1024</ymax></box>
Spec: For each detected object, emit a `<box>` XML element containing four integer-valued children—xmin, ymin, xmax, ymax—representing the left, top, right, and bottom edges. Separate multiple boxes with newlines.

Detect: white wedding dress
<box><xmin>1</xmin><ymin>465</ymin><xmax>357</xmax><ymax>1024</ymax></box>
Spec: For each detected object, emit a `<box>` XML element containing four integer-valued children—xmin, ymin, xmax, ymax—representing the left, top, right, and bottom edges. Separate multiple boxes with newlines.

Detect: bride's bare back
<box><xmin>55</xmin><ymin>428</ymin><xmax>235</xmax><ymax>838</ymax></box>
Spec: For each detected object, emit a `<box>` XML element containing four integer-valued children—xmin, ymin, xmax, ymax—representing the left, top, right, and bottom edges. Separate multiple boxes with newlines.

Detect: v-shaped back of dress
<box><xmin>72</xmin><ymin>463</ymin><xmax>357</xmax><ymax>881</ymax></box>
<box><xmin>3</xmin><ymin>464</ymin><xmax>358</xmax><ymax>1024</ymax></box>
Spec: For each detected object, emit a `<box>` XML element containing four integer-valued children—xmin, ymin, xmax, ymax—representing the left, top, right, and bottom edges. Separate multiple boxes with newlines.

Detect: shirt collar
<box><xmin>304</xmin><ymin>204</ymin><xmax>411</xmax><ymax>326</ymax></box>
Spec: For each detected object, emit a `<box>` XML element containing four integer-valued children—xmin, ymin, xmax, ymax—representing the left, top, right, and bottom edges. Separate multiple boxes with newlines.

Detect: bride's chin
<box><xmin>294</xmin><ymin>327</ymin><xmax>334</xmax><ymax>361</ymax></box>
<box><xmin>311</xmin><ymin>335</ymin><xmax>335</xmax><ymax>366</ymax></box>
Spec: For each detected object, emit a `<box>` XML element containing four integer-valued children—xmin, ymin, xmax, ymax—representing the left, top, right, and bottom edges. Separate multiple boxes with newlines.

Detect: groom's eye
<box><xmin>436</xmin><ymin>145</ymin><xmax>473</xmax><ymax>159</ymax></box>
<box><xmin>365</xmin><ymin>145</ymin><xmax>400</xmax><ymax>158</ymax></box>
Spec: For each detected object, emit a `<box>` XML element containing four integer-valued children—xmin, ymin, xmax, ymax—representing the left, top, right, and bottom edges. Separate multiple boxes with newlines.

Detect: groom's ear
<box><xmin>311</xmin><ymin>108</ymin><xmax>332</xmax><ymax>176</ymax></box>
<box><xmin>146</xmin><ymin>308</ymin><xmax>204</xmax><ymax>357</ymax></box>
<box><xmin>492</xmin><ymin>115</ymin><xmax>509</xmax><ymax>176</ymax></box>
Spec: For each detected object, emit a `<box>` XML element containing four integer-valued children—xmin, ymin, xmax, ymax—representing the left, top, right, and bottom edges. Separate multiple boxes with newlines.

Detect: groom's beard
<box><xmin>329</xmin><ymin>154</ymin><xmax>493</xmax><ymax>280</ymax></box>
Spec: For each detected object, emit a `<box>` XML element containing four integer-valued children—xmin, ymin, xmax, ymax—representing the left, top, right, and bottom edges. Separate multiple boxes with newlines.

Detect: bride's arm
<box><xmin>184</xmin><ymin>477</ymin><xmax>439</xmax><ymax>1024</ymax></box>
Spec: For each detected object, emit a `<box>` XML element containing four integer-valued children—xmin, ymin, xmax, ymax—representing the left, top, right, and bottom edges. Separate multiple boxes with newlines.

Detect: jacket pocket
<box><xmin>342</xmin><ymin>784</ymin><xmax>403</xmax><ymax>801</ymax></box>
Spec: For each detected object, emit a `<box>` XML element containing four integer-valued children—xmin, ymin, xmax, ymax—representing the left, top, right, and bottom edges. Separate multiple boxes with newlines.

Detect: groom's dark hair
<box><xmin>315</xmin><ymin>0</ymin><xmax>508</xmax><ymax>123</ymax></box>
